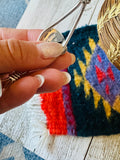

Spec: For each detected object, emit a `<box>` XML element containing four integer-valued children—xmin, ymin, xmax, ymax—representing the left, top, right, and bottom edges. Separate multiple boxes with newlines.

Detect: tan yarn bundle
<box><xmin>97</xmin><ymin>0</ymin><xmax>120</xmax><ymax>70</ymax></box>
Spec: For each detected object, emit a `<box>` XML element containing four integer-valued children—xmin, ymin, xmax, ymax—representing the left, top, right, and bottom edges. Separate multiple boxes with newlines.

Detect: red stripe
<box><xmin>40</xmin><ymin>88</ymin><xmax>68</xmax><ymax>135</ymax></box>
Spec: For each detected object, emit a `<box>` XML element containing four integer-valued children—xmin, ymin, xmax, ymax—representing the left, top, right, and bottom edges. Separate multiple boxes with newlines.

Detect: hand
<box><xmin>0</xmin><ymin>28</ymin><xmax>75</xmax><ymax>113</ymax></box>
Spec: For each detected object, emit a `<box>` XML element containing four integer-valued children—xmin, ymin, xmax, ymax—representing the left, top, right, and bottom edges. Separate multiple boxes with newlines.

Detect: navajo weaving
<box><xmin>40</xmin><ymin>25</ymin><xmax>120</xmax><ymax>137</ymax></box>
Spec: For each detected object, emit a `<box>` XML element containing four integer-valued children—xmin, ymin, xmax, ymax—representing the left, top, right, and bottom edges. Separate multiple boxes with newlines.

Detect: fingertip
<box><xmin>62</xmin><ymin>72</ymin><xmax>71</xmax><ymax>85</ymax></box>
<box><xmin>65</xmin><ymin>51</ymin><xmax>76</xmax><ymax>65</ymax></box>
<box><xmin>70</xmin><ymin>53</ymin><xmax>76</xmax><ymax>65</ymax></box>
<box><xmin>34</xmin><ymin>74</ymin><xmax>45</xmax><ymax>88</ymax></box>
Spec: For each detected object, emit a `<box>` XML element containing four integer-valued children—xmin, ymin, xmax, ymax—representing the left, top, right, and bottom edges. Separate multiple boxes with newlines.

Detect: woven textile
<box><xmin>40</xmin><ymin>25</ymin><xmax>120</xmax><ymax>137</ymax></box>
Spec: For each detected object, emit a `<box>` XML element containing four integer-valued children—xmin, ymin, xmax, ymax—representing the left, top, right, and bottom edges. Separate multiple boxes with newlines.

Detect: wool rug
<box><xmin>40</xmin><ymin>25</ymin><xmax>120</xmax><ymax>137</ymax></box>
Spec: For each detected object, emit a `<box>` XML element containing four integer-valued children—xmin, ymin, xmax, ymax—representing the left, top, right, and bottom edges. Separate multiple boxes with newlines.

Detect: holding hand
<box><xmin>0</xmin><ymin>28</ymin><xmax>75</xmax><ymax>113</ymax></box>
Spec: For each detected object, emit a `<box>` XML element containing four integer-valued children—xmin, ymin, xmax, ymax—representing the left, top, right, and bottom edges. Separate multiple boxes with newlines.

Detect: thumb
<box><xmin>0</xmin><ymin>40</ymin><xmax>64</xmax><ymax>73</ymax></box>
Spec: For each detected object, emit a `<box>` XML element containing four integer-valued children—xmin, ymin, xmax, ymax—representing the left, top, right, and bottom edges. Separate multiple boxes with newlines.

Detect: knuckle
<box><xmin>6</xmin><ymin>39</ymin><xmax>16</xmax><ymax>55</ymax></box>
<box><xmin>6</xmin><ymin>39</ymin><xmax>24</xmax><ymax>66</ymax></box>
<box><xmin>0</xmin><ymin>39</ymin><xmax>26</xmax><ymax>71</ymax></box>
<box><xmin>7</xmin><ymin>39</ymin><xmax>21</xmax><ymax>55</ymax></box>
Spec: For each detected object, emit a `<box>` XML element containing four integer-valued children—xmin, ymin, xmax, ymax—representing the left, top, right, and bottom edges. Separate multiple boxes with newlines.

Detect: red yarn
<box><xmin>107</xmin><ymin>65</ymin><xmax>115</xmax><ymax>81</ymax></box>
<box><xmin>95</xmin><ymin>65</ymin><xmax>106</xmax><ymax>83</ymax></box>
<box><xmin>40</xmin><ymin>89</ymin><xmax>68</xmax><ymax>135</ymax></box>
<box><xmin>105</xmin><ymin>84</ymin><xmax>110</xmax><ymax>95</ymax></box>
<box><xmin>95</xmin><ymin>64</ymin><xmax>115</xmax><ymax>95</ymax></box>
<box><xmin>97</xmin><ymin>55</ymin><xmax>102</xmax><ymax>63</ymax></box>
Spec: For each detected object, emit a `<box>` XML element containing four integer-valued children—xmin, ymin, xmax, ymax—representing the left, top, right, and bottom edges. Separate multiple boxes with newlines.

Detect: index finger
<box><xmin>0</xmin><ymin>28</ymin><xmax>43</xmax><ymax>41</ymax></box>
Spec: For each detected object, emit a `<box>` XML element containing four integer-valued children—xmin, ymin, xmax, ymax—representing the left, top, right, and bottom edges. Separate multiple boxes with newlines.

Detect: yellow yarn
<box><xmin>73</xmin><ymin>69</ymin><xmax>82</xmax><ymax>88</ymax></box>
<box><xmin>92</xmin><ymin>88</ymin><xmax>101</xmax><ymax>109</ymax></box>
<box><xmin>113</xmin><ymin>96</ymin><xmax>120</xmax><ymax>113</ymax></box>
<box><xmin>83</xmin><ymin>49</ymin><xmax>91</xmax><ymax>66</ymax></box>
<box><xmin>78</xmin><ymin>60</ymin><xmax>86</xmax><ymax>77</ymax></box>
<box><xmin>89</xmin><ymin>38</ymin><xmax>96</xmax><ymax>52</ymax></box>
<box><xmin>102</xmin><ymin>99</ymin><xmax>111</xmax><ymax>118</ymax></box>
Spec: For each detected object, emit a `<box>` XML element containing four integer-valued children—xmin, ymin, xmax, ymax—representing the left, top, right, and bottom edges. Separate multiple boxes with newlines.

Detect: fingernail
<box><xmin>0</xmin><ymin>79</ymin><xmax>2</xmax><ymax>97</ymax></box>
<box><xmin>34</xmin><ymin>75</ymin><xmax>45</xmax><ymax>88</ymax></box>
<box><xmin>71</xmin><ymin>53</ymin><xmax>76</xmax><ymax>65</ymax></box>
<box><xmin>63</xmin><ymin>72</ymin><xmax>71</xmax><ymax>85</ymax></box>
<box><xmin>37</xmin><ymin>42</ymin><xmax>65</xmax><ymax>58</ymax></box>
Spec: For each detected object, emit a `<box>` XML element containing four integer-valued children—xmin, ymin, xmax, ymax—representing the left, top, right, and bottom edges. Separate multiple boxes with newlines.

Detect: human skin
<box><xmin>0</xmin><ymin>28</ymin><xmax>75</xmax><ymax>113</ymax></box>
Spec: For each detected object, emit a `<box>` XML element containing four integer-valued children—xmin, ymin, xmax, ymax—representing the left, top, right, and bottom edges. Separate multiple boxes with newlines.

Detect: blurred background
<box><xmin>0</xmin><ymin>0</ymin><xmax>30</xmax><ymax>28</ymax></box>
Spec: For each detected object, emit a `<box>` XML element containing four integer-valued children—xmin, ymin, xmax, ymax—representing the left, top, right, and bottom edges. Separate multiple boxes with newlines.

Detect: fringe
<box><xmin>27</xmin><ymin>94</ymin><xmax>50</xmax><ymax>150</ymax></box>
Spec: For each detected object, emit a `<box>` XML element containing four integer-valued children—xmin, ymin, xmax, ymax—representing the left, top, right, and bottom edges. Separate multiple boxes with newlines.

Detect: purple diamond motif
<box><xmin>86</xmin><ymin>45</ymin><xmax>120</xmax><ymax>106</ymax></box>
